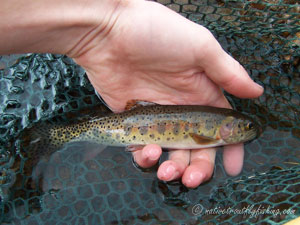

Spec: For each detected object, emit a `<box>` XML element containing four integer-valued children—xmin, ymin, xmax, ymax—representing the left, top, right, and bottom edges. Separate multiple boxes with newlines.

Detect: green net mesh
<box><xmin>0</xmin><ymin>0</ymin><xmax>299</xmax><ymax>224</ymax></box>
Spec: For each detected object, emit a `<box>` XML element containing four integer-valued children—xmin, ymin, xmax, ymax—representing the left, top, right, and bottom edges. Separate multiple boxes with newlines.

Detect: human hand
<box><xmin>70</xmin><ymin>0</ymin><xmax>264</xmax><ymax>188</ymax></box>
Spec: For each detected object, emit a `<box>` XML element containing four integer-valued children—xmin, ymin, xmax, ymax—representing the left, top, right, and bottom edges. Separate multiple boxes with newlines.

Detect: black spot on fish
<box><xmin>124</xmin><ymin>125</ymin><xmax>132</xmax><ymax>136</ymax></box>
<box><xmin>149</xmin><ymin>134</ymin><xmax>155</xmax><ymax>139</ymax></box>
<box><xmin>193</xmin><ymin>123</ymin><xmax>201</xmax><ymax>133</ymax></box>
<box><xmin>157</xmin><ymin>122</ymin><xmax>166</xmax><ymax>134</ymax></box>
<box><xmin>173</xmin><ymin>123</ymin><xmax>180</xmax><ymax>135</ymax></box>
<box><xmin>92</xmin><ymin>128</ymin><xmax>100</xmax><ymax>137</ymax></box>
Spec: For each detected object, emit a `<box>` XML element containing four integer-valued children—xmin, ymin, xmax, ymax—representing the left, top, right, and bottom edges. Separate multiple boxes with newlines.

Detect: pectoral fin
<box><xmin>189</xmin><ymin>133</ymin><xmax>219</xmax><ymax>145</ymax></box>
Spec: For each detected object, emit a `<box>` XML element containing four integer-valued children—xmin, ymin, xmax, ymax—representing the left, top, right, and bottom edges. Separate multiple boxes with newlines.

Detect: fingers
<box><xmin>223</xmin><ymin>143</ymin><xmax>244</xmax><ymax>176</ymax></box>
<box><xmin>211</xmin><ymin>96</ymin><xmax>244</xmax><ymax>177</ymax></box>
<box><xmin>154</xmin><ymin>147</ymin><xmax>216</xmax><ymax>189</ymax></box>
<box><xmin>133</xmin><ymin>146</ymin><xmax>189</xmax><ymax>181</ymax></box>
<box><xmin>132</xmin><ymin>144</ymin><xmax>162</xmax><ymax>168</ymax></box>
<box><xmin>182</xmin><ymin>148</ymin><xmax>216</xmax><ymax>188</ymax></box>
<box><xmin>195</xmin><ymin>29</ymin><xmax>263</xmax><ymax>98</ymax></box>
<box><xmin>157</xmin><ymin>150</ymin><xmax>190</xmax><ymax>181</ymax></box>
<box><xmin>134</xmin><ymin>143</ymin><xmax>242</xmax><ymax>187</ymax></box>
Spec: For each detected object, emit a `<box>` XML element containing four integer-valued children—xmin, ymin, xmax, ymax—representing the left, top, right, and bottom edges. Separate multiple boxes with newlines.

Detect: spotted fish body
<box><xmin>45</xmin><ymin>104</ymin><xmax>260</xmax><ymax>151</ymax></box>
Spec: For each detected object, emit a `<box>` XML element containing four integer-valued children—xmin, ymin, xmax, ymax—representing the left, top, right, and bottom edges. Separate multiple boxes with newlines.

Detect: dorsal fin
<box><xmin>125</xmin><ymin>100</ymin><xmax>158</xmax><ymax>111</ymax></box>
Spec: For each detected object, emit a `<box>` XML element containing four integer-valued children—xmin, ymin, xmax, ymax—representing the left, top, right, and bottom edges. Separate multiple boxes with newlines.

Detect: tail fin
<box><xmin>20</xmin><ymin>122</ymin><xmax>58</xmax><ymax>170</ymax></box>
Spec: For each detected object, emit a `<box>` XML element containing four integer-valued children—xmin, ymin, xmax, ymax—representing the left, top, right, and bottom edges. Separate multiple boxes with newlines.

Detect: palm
<box><xmin>83</xmin><ymin>59</ymin><xmax>226</xmax><ymax>111</ymax></box>
<box><xmin>72</xmin><ymin>0</ymin><xmax>263</xmax><ymax>188</ymax></box>
<box><xmin>74</xmin><ymin>1</ymin><xmax>230</xmax><ymax>110</ymax></box>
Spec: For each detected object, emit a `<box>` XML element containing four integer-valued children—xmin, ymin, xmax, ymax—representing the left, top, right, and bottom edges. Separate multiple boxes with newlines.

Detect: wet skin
<box><xmin>72</xmin><ymin>1</ymin><xmax>263</xmax><ymax>188</ymax></box>
<box><xmin>0</xmin><ymin>0</ymin><xmax>263</xmax><ymax>188</ymax></box>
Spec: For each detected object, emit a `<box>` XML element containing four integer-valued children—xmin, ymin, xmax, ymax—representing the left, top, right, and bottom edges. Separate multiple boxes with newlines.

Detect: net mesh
<box><xmin>0</xmin><ymin>0</ymin><xmax>299</xmax><ymax>224</ymax></box>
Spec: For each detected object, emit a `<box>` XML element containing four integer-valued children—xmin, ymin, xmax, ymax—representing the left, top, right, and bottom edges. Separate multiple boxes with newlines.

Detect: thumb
<box><xmin>197</xmin><ymin>35</ymin><xmax>264</xmax><ymax>98</ymax></box>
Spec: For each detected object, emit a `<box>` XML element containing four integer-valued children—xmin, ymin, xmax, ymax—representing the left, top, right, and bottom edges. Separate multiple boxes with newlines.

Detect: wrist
<box><xmin>0</xmin><ymin>0</ymin><xmax>125</xmax><ymax>55</ymax></box>
<box><xmin>65</xmin><ymin>0</ymin><xmax>127</xmax><ymax>58</ymax></box>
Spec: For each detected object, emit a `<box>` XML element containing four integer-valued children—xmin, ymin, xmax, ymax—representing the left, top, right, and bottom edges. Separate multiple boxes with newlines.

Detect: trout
<box><xmin>23</xmin><ymin>102</ymin><xmax>261</xmax><ymax>154</ymax></box>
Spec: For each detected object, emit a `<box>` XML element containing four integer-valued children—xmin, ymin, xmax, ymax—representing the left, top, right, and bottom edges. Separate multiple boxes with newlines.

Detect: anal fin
<box><xmin>125</xmin><ymin>145</ymin><xmax>145</xmax><ymax>152</ymax></box>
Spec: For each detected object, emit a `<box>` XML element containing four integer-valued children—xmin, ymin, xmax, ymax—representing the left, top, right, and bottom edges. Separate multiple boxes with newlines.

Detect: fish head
<box><xmin>219</xmin><ymin>116</ymin><xmax>261</xmax><ymax>144</ymax></box>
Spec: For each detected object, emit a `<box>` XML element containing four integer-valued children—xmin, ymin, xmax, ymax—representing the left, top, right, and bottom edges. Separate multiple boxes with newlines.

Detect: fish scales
<box><xmin>45</xmin><ymin>105</ymin><xmax>260</xmax><ymax>150</ymax></box>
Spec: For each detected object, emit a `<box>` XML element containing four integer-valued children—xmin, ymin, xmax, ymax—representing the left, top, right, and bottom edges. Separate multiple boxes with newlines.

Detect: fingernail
<box><xmin>146</xmin><ymin>148</ymin><xmax>160</xmax><ymax>161</ymax></box>
<box><xmin>186</xmin><ymin>171</ymin><xmax>205</xmax><ymax>186</ymax></box>
<box><xmin>255</xmin><ymin>83</ymin><xmax>264</xmax><ymax>92</ymax></box>
<box><xmin>162</xmin><ymin>165</ymin><xmax>179</xmax><ymax>181</ymax></box>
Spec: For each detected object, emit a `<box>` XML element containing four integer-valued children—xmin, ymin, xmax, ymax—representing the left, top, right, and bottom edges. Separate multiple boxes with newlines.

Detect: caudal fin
<box><xmin>19</xmin><ymin>122</ymin><xmax>58</xmax><ymax>170</ymax></box>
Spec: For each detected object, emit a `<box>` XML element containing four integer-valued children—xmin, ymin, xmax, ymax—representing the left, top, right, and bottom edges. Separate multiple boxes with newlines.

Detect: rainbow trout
<box><xmin>25</xmin><ymin>102</ymin><xmax>261</xmax><ymax>153</ymax></box>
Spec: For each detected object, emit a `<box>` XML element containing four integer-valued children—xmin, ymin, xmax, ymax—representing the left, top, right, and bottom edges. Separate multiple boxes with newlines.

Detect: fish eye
<box><xmin>246</xmin><ymin>122</ymin><xmax>254</xmax><ymax>130</ymax></box>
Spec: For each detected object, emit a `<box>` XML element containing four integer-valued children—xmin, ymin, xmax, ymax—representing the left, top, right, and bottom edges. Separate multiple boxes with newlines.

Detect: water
<box><xmin>0</xmin><ymin>13</ymin><xmax>299</xmax><ymax>223</ymax></box>
<box><xmin>1</xmin><ymin>98</ymin><xmax>299</xmax><ymax>224</ymax></box>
